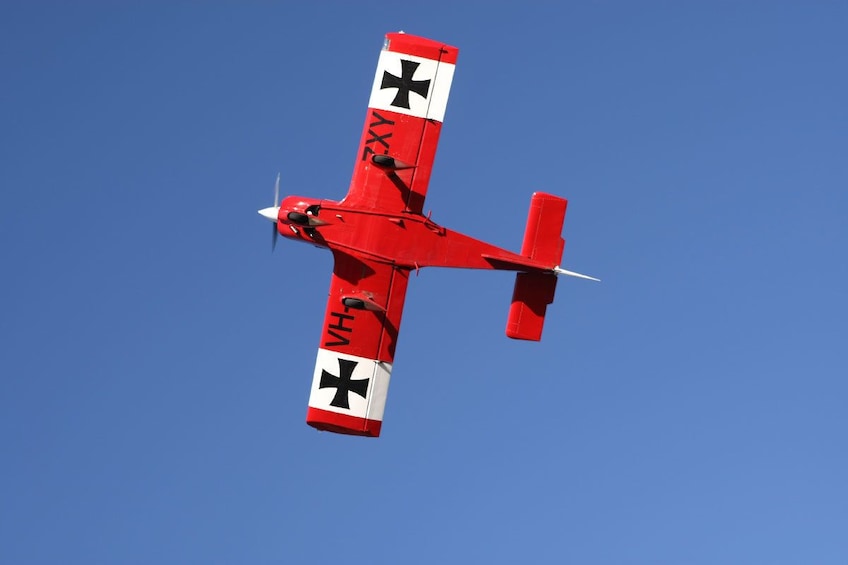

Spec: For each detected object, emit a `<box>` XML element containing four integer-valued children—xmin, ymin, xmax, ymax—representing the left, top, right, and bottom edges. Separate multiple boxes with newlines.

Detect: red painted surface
<box><xmin>318</xmin><ymin>253</ymin><xmax>409</xmax><ymax>363</ymax></box>
<box><xmin>520</xmin><ymin>192</ymin><xmax>567</xmax><ymax>264</ymax></box>
<box><xmin>275</xmin><ymin>33</ymin><xmax>581</xmax><ymax>436</ymax></box>
<box><xmin>306</xmin><ymin>406</ymin><xmax>382</xmax><ymax>437</ymax></box>
<box><xmin>343</xmin><ymin>108</ymin><xmax>443</xmax><ymax>213</ymax></box>
<box><xmin>278</xmin><ymin>197</ymin><xmax>559</xmax><ymax>273</ymax></box>
<box><xmin>506</xmin><ymin>272</ymin><xmax>558</xmax><ymax>341</ymax></box>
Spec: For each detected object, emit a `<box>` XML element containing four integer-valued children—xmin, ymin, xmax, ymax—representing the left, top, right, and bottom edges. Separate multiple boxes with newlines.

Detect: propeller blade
<box><xmin>273</xmin><ymin>172</ymin><xmax>280</xmax><ymax>206</ymax></box>
<box><xmin>259</xmin><ymin>173</ymin><xmax>282</xmax><ymax>252</ymax></box>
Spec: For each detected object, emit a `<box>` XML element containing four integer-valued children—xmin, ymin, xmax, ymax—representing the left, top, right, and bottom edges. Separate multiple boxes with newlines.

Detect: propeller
<box><xmin>258</xmin><ymin>173</ymin><xmax>281</xmax><ymax>250</ymax></box>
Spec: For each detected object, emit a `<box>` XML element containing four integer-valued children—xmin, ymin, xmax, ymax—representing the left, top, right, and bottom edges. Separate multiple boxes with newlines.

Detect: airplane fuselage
<box><xmin>276</xmin><ymin>195</ymin><xmax>554</xmax><ymax>274</ymax></box>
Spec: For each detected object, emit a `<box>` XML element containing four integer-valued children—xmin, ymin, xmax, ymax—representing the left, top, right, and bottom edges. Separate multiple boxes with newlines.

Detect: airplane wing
<box><xmin>341</xmin><ymin>32</ymin><xmax>458</xmax><ymax>214</ymax></box>
<box><xmin>306</xmin><ymin>252</ymin><xmax>410</xmax><ymax>437</ymax></box>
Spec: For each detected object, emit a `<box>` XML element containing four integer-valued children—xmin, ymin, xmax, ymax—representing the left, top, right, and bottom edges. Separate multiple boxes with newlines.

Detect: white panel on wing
<box><xmin>368</xmin><ymin>50</ymin><xmax>455</xmax><ymax>122</ymax></box>
<box><xmin>308</xmin><ymin>348</ymin><xmax>393</xmax><ymax>421</ymax></box>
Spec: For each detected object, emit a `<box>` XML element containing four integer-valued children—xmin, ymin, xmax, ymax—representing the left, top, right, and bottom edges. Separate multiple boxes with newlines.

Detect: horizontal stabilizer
<box><xmin>521</xmin><ymin>192</ymin><xmax>567</xmax><ymax>265</ymax></box>
<box><xmin>505</xmin><ymin>192</ymin><xmax>596</xmax><ymax>341</ymax></box>
<box><xmin>506</xmin><ymin>272</ymin><xmax>557</xmax><ymax>341</ymax></box>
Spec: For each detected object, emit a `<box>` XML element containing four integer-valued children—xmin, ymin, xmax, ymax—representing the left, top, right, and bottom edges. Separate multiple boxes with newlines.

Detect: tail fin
<box><xmin>506</xmin><ymin>193</ymin><xmax>567</xmax><ymax>341</ymax></box>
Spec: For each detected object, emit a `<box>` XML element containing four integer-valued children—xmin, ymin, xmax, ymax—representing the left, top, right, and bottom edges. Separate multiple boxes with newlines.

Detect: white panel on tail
<box><xmin>308</xmin><ymin>348</ymin><xmax>393</xmax><ymax>422</ymax></box>
<box><xmin>368</xmin><ymin>50</ymin><xmax>455</xmax><ymax>122</ymax></box>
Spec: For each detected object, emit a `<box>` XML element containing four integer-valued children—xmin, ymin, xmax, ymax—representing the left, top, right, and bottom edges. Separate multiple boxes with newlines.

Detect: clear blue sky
<box><xmin>2</xmin><ymin>2</ymin><xmax>846</xmax><ymax>563</ymax></box>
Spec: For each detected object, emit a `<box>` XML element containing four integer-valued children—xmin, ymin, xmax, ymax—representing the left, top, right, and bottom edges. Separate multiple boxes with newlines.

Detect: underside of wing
<box><xmin>341</xmin><ymin>32</ymin><xmax>458</xmax><ymax>214</ymax></box>
<box><xmin>306</xmin><ymin>252</ymin><xmax>410</xmax><ymax>437</ymax></box>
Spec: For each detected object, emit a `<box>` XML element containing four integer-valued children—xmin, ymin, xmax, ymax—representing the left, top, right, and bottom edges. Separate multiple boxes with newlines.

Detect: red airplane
<box><xmin>259</xmin><ymin>32</ymin><xmax>598</xmax><ymax>437</ymax></box>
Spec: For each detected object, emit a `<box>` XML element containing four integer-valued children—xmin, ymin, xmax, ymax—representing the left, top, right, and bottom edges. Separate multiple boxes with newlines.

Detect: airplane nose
<box><xmin>258</xmin><ymin>206</ymin><xmax>280</xmax><ymax>223</ymax></box>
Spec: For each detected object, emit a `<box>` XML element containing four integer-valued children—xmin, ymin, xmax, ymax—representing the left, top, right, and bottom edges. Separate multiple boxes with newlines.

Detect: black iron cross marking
<box><xmin>380</xmin><ymin>59</ymin><xmax>431</xmax><ymax>109</ymax></box>
<box><xmin>319</xmin><ymin>358</ymin><xmax>369</xmax><ymax>410</ymax></box>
